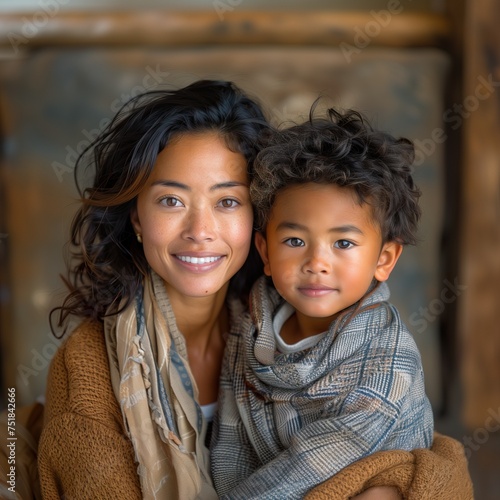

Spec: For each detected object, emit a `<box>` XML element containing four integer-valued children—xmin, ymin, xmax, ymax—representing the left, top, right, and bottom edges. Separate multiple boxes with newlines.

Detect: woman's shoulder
<box><xmin>61</xmin><ymin>319</ymin><xmax>107</xmax><ymax>358</ymax></box>
<box><xmin>44</xmin><ymin>319</ymin><xmax>121</xmax><ymax>427</ymax></box>
<box><xmin>55</xmin><ymin>320</ymin><xmax>110</xmax><ymax>380</ymax></box>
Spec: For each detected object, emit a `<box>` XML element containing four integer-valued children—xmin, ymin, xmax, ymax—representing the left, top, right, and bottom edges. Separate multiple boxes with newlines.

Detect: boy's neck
<box><xmin>280</xmin><ymin>311</ymin><xmax>334</xmax><ymax>344</ymax></box>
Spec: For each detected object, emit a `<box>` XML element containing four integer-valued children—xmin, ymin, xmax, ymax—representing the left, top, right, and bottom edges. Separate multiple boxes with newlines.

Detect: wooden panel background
<box><xmin>0</xmin><ymin>11</ymin><xmax>449</xmax><ymax>49</ymax></box>
<box><xmin>0</xmin><ymin>44</ymin><xmax>449</xmax><ymax>412</ymax></box>
<box><xmin>459</xmin><ymin>0</ymin><xmax>500</xmax><ymax>428</ymax></box>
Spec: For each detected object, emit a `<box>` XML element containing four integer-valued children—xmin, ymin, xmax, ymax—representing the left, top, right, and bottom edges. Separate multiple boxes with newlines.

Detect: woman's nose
<box><xmin>181</xmin><ymin>208</ymin><xmax>216</xmax><ymax>242</ymax></box>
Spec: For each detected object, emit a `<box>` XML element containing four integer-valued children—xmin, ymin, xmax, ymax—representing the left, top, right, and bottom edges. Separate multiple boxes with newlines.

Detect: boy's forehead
<box><xmin>273</xmin><ymin>182</ymin><xmax>355</xmax><ymax>204</ymax></box>
<box><xmin>269</xmin><ymin>182</ymin><xmax>382</xmax><ymax>231</ymax></box>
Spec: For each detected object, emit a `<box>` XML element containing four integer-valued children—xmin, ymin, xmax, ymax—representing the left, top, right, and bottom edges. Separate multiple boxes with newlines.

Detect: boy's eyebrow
<box><xmin>276</xmin><ymin>222</ymin><xmax>308</xmax><ymax>231</ymax></box>
<box><xmin>150</xmin><ymin>180</ymin><xmax>247</xmax><ymax>190</ymax></box>
<box><xmin>330</xmin><ymin>224</ymin><xmax>364</xmax><ymax>235</ymax></box>
<box><xmin>276</xmin><ymin>221</ymin><xmax>364</xmax><ymax>235</ymax></box>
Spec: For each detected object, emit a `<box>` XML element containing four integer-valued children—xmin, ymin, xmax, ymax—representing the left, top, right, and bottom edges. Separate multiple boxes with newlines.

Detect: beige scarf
<box><xmin>104</xmin><ymin>271</ymin><xmax>218</xmax><ymax>499</ymax></box>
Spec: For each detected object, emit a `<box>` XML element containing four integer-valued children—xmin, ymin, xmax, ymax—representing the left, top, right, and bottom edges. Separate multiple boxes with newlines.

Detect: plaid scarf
<box><xmin>104</xmin><ymin>271</ymin><xmax>217</xmax><ymax>500</ymax></box>
<box><xmin>212</xmin><ymin>276</ymin><xmax>433</xmax><ymax>499</ymax></box>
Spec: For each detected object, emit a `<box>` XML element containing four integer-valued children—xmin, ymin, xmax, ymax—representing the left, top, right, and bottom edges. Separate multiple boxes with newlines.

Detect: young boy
<box><xmin>210</xmin><ymin>108</ymin><xmax>434</xmax><ymax>500</ymax></box>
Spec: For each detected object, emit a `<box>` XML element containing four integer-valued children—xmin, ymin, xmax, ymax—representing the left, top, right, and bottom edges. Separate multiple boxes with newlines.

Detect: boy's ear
<box><xmin>254</xmin><ymin>231</ymin><xmax>272</xmax><ymax>277</ymax></box>
<box><xmin>374</xmin><ymin>241</ymin><xmax>403</xmax><ymax>282</ymax></box>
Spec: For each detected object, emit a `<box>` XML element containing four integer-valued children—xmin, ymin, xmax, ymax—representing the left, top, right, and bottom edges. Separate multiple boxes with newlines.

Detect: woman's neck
<box><xmin>164</xmin><ymin>282</ymin><xmax>230</xmax><ymax>405</ymax></box>
<box><xmin>166</xmin><ymin>286</ymin><xmax>228</xmax><ymax>348</ymax></box>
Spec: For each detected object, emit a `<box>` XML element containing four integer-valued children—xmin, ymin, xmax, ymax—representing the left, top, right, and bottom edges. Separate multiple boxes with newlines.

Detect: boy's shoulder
<box><xmin>343</xmin><ymin>282</ymin><xmax>420</xmax><ymax>350</ymax></box>
<box><xmin>248</xmin><ymin>275</ymin><xmax>282</xmax><ymax>318</ymax></box>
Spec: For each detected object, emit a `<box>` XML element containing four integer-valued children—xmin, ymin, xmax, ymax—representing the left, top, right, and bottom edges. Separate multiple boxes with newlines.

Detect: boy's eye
<box><xmin>335</xmin><ymin>239</ymin><xmax>353</xmax><ymax>249</ymax></box>
<box><xmin>160</xmin><ymin>196</ymin><xmax>183</xmax><ymax>207</ymax></box>
<box><xmin>284</xmin><ymin>237</ymin><xmax>305</xmax><ymax>247</ymax></box>
<box><xmin>218</xmin><ymin>198</ymin><xmax>240</xmax><ymax>209</ymax></box>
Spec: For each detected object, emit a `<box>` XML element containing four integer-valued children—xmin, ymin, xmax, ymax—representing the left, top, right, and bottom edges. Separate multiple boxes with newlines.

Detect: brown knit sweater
<box><xmin>38</xmin><ymin>321</ymin><xmax>142</xmax><ymax>499</ymax></box>
<box><xmin>38</xmin><ymin>321</ymin><xmax>474</xmax><ymax>499</ymax></box>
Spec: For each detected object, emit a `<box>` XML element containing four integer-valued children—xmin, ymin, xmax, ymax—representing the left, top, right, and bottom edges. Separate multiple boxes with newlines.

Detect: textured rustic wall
<box><xmin>0</xmin><ymin>0</ymin><xmax>440</xmax><ymax>13</ymax></box>
<box><xmin>459</xmin><ymin>0</ymin><xmax>500</xmax><ymax>430</ymax></box>
<box><xmin>0</xmin><ymin>46</ymin><xmax>449</xmax><ymax>408</ymax></box>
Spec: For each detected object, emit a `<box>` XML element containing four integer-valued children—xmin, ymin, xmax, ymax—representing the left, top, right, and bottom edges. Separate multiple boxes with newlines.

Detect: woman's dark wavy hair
<box><xmin>251</xmin><ymin>107</ymin><xmax>421</xmax><ymax>245</ymax></box>
<box><xmin>51</xmin><ymin>79</ymin><xmax>268</xmax><ymax>335</ymax></box>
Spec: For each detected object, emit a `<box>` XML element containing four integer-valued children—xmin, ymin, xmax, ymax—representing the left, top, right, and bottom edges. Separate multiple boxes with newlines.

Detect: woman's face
<box><xmin>131</xmin><ymin>132</ymin><xmax>253</xmax><ymax>300</ymax></box>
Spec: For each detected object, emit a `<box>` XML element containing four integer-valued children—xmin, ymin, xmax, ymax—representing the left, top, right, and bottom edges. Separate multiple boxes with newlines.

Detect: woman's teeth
<box><xmin>177</xmin><ymin>255</ymin><xmax>221</xmax><ymax>264</ymax></box>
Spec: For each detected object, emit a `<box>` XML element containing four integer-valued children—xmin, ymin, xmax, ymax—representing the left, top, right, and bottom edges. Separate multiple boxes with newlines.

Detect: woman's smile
<box><xmin>176</xmin><ymin>254</ymin><xmax>224</xmax><ymax>265</ymax></box>
<box><xmin>174</xmin><ymin>253</ymin><xmax>226</xmax><ymax>272</ymax></box>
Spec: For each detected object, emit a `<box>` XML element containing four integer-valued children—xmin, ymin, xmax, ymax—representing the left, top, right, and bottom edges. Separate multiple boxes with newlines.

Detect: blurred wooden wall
<box><xmin>455</xmin><ymin>0</ymin><xmax>500</xmax><ymax>429</ymax></box>
<box><xmin>0</xmin><ymin>8</ymin><xmax>451</xmax><ymax>408</ymax></box>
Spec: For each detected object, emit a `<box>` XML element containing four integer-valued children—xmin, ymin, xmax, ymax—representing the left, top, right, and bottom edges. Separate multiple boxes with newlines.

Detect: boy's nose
<box><xmin>303</xmin><ymin>247</ymin><xmax>332</xmax><ymax>274</ymax></box>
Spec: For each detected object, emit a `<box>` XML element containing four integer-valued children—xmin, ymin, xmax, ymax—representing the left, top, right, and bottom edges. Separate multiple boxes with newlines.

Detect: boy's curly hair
<box><xmin>251</xmin><ymin>108</ymin><xmax>421</xmax><ymax>245</ymax></box>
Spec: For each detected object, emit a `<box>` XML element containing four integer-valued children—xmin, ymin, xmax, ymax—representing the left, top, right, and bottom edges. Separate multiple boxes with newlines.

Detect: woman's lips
<box><xmin>174</xmin><ymin>253</ymin><xmax>225</xmax><ymax>273</ymax></box>
<box><xmin>177</xmin><ymin>255</ymin><xmax>222</xmax><ymax>264</ymax></box>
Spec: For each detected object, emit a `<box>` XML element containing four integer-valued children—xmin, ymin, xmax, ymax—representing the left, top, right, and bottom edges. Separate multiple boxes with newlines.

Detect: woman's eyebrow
<box><xmin>150</xmin><ymin>180</ymin><xmax>247</xmax><ymax>191</ymax></box>
<box><xmin>209</xmin><ymin>181</ymin><xmax>248</xmax><ymax>191</ymax></box>
<box><xmin>151</xmin><ymin>180</ymin><xmax>190</xmax><ymax>190</ymax></box>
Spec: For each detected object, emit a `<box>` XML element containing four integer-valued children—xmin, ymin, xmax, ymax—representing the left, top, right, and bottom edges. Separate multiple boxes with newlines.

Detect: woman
<box><xmin>38</xmin><ymin>80</ymin><xmax>472</xmax><ymax>499</ymax></box>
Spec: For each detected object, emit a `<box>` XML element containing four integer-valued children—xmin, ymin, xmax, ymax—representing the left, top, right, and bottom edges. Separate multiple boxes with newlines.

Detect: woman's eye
<box><xmin>218</xmin><ymin>198</ymin><xmax>240</xmax><ymax>209</ymax></box>
<box><xmin>285</xmin><ymin>238</ymin><xmax>305</xmax><ymax>247</ymax></box>
<box><xmin>335</xmin><ymin>239</ymin><xmax>353</xmax><ymax>249</ymax></box>
<box><xmin>160</xmin><ymin>196</ymin><xmax>183</xmax><ymax>207</ymax></box>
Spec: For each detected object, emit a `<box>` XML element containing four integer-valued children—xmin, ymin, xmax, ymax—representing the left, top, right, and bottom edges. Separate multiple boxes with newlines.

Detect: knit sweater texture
<box><xmin>38</xmin><ymin>321</ymin><xmax>142</xmax><ymax>499</ymax></box>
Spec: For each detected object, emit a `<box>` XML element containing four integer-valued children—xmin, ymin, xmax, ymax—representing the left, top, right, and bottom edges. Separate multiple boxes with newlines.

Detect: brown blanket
<box><xmin>306</xmin><ymin>432</ymin><xmax>474</xmax><ymax>500</ymax></box>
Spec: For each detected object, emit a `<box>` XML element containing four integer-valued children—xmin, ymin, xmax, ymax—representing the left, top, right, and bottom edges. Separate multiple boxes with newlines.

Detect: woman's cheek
<box><xmin>231</xmin><ymin>209</ymin><xmax>254</xmax><ymax>249</ymax></box>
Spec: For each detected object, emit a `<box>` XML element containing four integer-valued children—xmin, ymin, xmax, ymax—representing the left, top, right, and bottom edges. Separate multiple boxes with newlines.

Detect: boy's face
<box><xmin>255</xmin><ymin>183</ymin><xmax>402</xmax><ymax>333</ymax></box>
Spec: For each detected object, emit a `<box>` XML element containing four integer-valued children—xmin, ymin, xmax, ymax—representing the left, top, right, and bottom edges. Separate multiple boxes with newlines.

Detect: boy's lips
<box><xmin>298</xmin><ymin>284</ymin><xmax>336</xmax><ymax>297</ymax></box>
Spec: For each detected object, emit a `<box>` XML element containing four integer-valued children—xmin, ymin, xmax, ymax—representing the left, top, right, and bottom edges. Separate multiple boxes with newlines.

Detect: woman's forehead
<box><xmin>148</xmin><ymin>132</ymin><xmax>249</xmax><ymax>186</ymax></box>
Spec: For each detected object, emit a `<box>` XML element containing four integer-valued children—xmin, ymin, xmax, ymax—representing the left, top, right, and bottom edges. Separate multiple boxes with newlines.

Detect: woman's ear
<box><xmin>254</xmin><ymin>231</ymin><xmax>272</xmax><ymax>277</ymax></box>
<box><xmin>374</xmin><ymin>241</ymin><xmax>403</xmax><ymax>282</ymax></box>
<box><xmin>130</xmin><ymin>206</ymin><xmax>142</xmax><ymax>236</ymax></box>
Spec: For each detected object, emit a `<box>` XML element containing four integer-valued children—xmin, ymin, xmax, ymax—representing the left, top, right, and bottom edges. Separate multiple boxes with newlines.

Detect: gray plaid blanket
<box><xmin>211</xmin><ymin>276</ymin><xmax>433</xmax><ymax>499</ymax></box>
